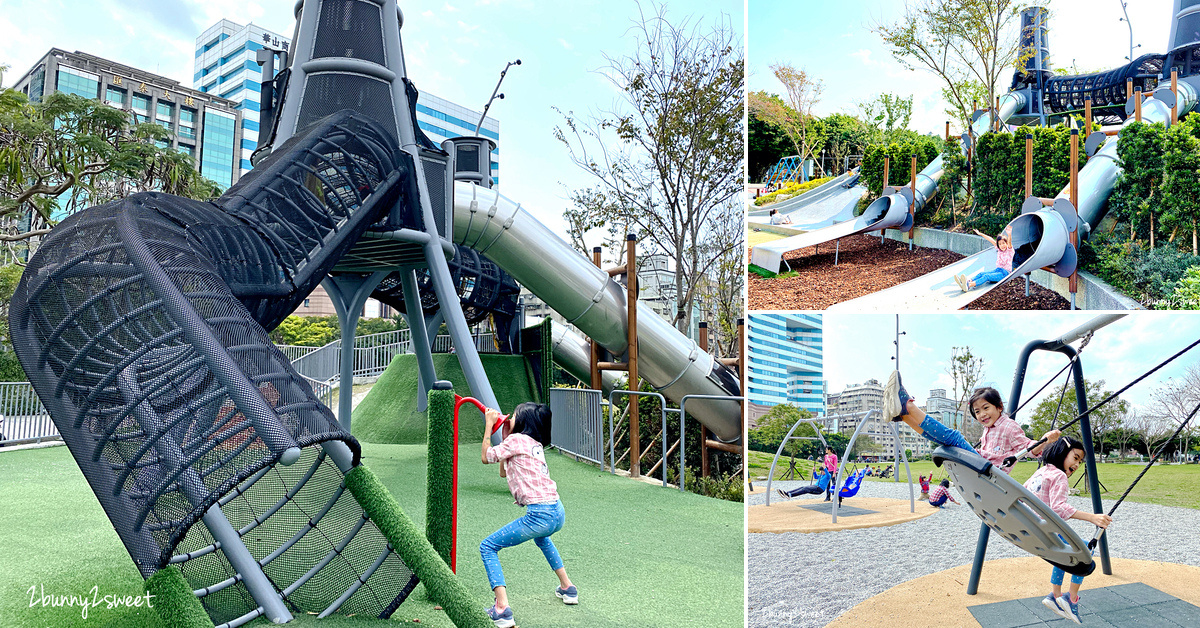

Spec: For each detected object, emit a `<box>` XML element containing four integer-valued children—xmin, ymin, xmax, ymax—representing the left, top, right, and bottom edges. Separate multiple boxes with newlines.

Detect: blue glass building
<box><xmin>194</xmin><ymin>20</ymin><xmax>500</xmax><ymax>184</ymax></box>
<box><xmin>747</xmin><ymin>313</ymin><xmax>825</xmax><ymax>415</ymax></box>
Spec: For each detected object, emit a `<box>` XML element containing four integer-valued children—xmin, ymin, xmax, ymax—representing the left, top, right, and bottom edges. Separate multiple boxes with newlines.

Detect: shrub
<box><xmin>1163</xmin><ymin>266</ymin><xmax>1200</xmax><ymax>309</ymax></box>
<box><xmin>1082</xmin><ymin>232</ymin><xmax>1200</xmax><ymax>305</ymax></box>
<box><xmin>861</xmin><ymin>133</ymin><xmax>941</xmax><ymax>197</ymax></box>
<box><xmin>754</xmin><ymin>176</ymin><xmax>834</xmax><ymax>206</ymax></box>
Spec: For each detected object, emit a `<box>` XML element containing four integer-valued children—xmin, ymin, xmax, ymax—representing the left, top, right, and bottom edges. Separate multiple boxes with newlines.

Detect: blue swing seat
<box><xmin>838</xmin><ymin>467</ymin><xmax>869</xmax><ymax>498</ymax></box>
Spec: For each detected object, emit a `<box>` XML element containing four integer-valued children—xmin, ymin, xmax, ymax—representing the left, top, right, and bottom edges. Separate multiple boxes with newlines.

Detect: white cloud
<box><xmin>558</xmin><ymin>38</ymin><xmax>573</xmax><ymax>51</ymax></box>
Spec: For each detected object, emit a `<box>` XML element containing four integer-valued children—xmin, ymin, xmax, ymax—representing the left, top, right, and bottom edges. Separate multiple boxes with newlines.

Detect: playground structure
<box><xmin>755</xmin><ymin>2</ymin><xmax>1200</xmax><ymax>311</ymax></box>
<box><xmin>761</xmin><ymin>155</ymin><xmax>811</xmax><ymax>189</ymax></box>
<box><xmin>762</xmin><ymin>409</ymin><xmax>916</xmax><ymax>523</ymax></box>
<box><xmin>7</xmin><ymin>0</ymin><xmax>742</xmax><ymax>626</ymax></box>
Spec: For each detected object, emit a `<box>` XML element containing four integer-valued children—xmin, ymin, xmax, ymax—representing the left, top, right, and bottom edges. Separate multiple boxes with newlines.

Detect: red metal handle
<box><xmin>454</xmin><ymin>395</ymin><xmax>507</xmax><ymax>435</ymax></box>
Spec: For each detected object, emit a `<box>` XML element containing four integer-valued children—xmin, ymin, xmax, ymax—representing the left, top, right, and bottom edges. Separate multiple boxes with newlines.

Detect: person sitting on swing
<box><xmin>1025</xmin><ymin>437</ymin><xmax>1113</xmax><ymax>624</ymax></box>
<box><xmin>776</xmin><ymin>466</ymin><xmax>830</xmax><ymax>499</ymax></box>
<box><xmin>882</xmin><ymin>371</ymin><xmax>1061</xmax><ymax>475</ymax></box>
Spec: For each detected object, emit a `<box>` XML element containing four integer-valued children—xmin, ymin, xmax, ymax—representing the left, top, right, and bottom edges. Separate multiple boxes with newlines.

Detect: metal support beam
<box><xmin>400</xmin><ymin>268</ymin><xmax>438</xmax><ymax>412</ymax></box>
<box><xmin>323</xmin><ymin>271</ymin><xmax>390</xmax><ymax>430</ymax></box>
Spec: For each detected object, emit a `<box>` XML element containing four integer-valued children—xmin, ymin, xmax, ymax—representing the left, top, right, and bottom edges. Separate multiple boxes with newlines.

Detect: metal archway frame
<box><xmin>833</xmin><ymin>413</ymin><xmax>915</xmax><ymax>523</ymax></box>
<box><xmin>763</xmin><ymin>412</ymin><xmax>845</xmax><ymax>506</ymax></box>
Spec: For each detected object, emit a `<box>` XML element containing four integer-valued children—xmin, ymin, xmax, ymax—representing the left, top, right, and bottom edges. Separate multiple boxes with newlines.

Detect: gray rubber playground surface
<box><xmin>797</xmin><ymin>502</ymin><xmax>879</xmax><ymax>517</ymax></box>
<box><xmin>748</xmin><ymin>481</ymin><xmax>1200</xmax><ymax>628</ymax></box>
<box><xmin>967</xmin><ymin>583</ymin><xmax>1200</xmax><ymax>627</ymax></box>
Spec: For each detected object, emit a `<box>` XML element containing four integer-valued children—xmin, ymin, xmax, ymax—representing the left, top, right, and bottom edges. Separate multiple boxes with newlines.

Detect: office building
<box><xmin>193</xmin><ymin>19</ymin><xmax>500</xmax><ymax>183</ymax></box>
<box><xmin>12</xmin><ymin>48</ymin><xmax>244</xmax><ymax>197</ymax></box>
<box><xmin>746</xmin><ymin>313</ymin><xmax>825</xmax><ymax>415</ymax></box>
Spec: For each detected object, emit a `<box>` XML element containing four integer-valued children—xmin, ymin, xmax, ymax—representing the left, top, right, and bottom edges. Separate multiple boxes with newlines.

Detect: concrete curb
<box><xmin>883</xmin><ymin>227</ymin><xmax>1143</xmax><ymax>310</ymax></box>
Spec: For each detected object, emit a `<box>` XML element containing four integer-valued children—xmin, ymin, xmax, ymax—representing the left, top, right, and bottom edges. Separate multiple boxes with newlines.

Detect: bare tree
<box><xmin>871</xmin><ymin>0</ymin><xmax>1043</xmax><ymax>126</ymax></box>
<box><xmin>748</xmin><ymin>64</ymin><xmax>825</xmax><ymax>174</ymax></box>
<box><xmin>554</xmin><ymin>2</ymin><xmax>743</xmax><ymax>333</ymax></box>
<box><xmin>1150</xmin><ymin>364</ymin><xmax>1200</xmax><ymax>461</ymax></box>
<box><xmin>946</xmin><ymin>346</ymin><xmax>985</xmax><ymax>433</ymax></box>
<box><xmin>695</xmin><ymin>199</ymin><xmax>744</xmax><ymax>358</ymax></box>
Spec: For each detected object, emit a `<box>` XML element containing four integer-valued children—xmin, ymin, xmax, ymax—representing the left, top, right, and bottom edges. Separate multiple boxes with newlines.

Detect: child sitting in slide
<box><xmin>882</xmin><ymin>371</ymin><xmax>1061</xmax><ymax>474</ymax></box>
<box><xmin>927</xmin><ymin>479</ymin><xmax>958</xmax><ymax>508</ymax></box>
<box><xmin>954</xmin><ymin>227</ymin><xmax>1014</xmax><ymax>291</ymax></box>
<box><xmin>776</xmin><ymin>466</ymin><xmax>830</xmax><ymax>499</ymax></box>
<box><xmin>480</xmin><ymin>403</ymin><xmax>577</xmax><ymax>627</ymax></box>
<box><xmin>1025</xmin><ymin>437</ymin><xmax>1113</xmax><ymax>624</ymax></box>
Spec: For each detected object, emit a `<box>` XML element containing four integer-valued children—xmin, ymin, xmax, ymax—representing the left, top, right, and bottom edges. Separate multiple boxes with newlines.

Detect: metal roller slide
<box><xmin>451</xmin><ymin>182</ymin><xmax>742</xmax><ymax>443</ymax></box>
<box><xmin>750</xmin><ymin>92</ymin><xmax>1027</xmax><ymax>273</ymax></box>
<box><xmin>747</xmin><ymin>169</ymin><xmax>864</xmax><ymax>230</ymax></box>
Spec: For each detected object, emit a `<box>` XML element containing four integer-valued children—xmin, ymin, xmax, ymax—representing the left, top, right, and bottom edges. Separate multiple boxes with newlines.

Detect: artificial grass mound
<box><xmin>144</xmin><ymin>566</ymin><xmax>212</xmax><ymax>628</ymax></box>
<box><xmin>344</xmin><ymin>465</ymin><xmax>491</xmax><ymax>628</ymax></box>
<box><xmin>352</xmin><ymin>354</ymin><xmax>539</xmax><ymax>445</ymax></box>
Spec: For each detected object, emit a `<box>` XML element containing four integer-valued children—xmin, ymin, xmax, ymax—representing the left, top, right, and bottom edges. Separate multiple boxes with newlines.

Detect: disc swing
<box><xmin>933</xmin><ymin>319</ymin><xmax>1200</xmax><ymax>594</ymax></box>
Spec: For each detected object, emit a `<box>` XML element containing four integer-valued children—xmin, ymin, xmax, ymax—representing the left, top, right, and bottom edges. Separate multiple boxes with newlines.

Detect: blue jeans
<box><xmin>1051</xmin><ymin>566</ymin><xmax>1085</xmax><ymax>587</ymax></box>
<box><xmin>970</xmin><ymin>267</ymin><xmax>1009</xmax><ymax>286</ymax></box>
<box><xmin>918</xmin><ymin>416</ymin><xmax>979</xmax><ymax>455</ymax></box>
<box><xmin>480</xmin><ymin>501</ymin><xmax>565</xmax><ymax>589</ymax></box>
<box><xmin>929</xmin><ymin>493</ymin><xmax>949</xmax><ymax>508</ymax></box>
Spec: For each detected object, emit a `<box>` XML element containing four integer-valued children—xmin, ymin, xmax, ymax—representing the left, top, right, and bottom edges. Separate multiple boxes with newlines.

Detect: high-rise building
<box><xmin>827</xmin><ymin>379</ymin><xmax>928</xmax><ymax>458</ymax></box>
<box><xmin>11</xmin><ymin>48</ymin><xmax>244</xmax><ymax>200</ymax></box>
<box><xmin>746</xmin><ymin>313</ymin><xmax>825</xmax><ymax>415</ymax></box>
<box><xmin>193</xmin><ymin>20</ymin><xmax>500</xmax><ymax>183</ymax></box>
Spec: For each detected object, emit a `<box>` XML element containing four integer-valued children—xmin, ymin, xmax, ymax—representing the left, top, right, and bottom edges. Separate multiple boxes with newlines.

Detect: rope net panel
<box><xmin>10</xmin><ymin>110</ymin><xmax>419</xmax><ymax>622</ymax></box>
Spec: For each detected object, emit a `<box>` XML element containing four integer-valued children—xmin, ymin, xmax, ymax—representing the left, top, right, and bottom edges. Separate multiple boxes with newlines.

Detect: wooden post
<box><xmin>699</xmin><ymin>321</ymin><xmax>710</xmax><ymax>479</ymax></box>
<box><xmin>909</xmin><ymin>155</ymin><xmax>917</xmax><ymax>241</ymax></box>
<box><xmin>737</xmin><ymin>317</ymin><xmax>746</xmax><ymax>481</ymax></box>
<box><xmin>883</xmin><ymin>156</ymin><xmax>890</xmax><ymax>190</ymax></box>
<box><xmin>995</xmin><ymin>96</ymin><xmax>1001</xmax><ymax>133</ymax></box>
<box><xmin>945</xmin><ymin>120</ymin><xmax>950</xmax><ymax>141</ymax></box>
<box><xmin>1135</xmin><ymin>89</ymin><xmax>1143</xmax><ymax>123</ymax></box>
<box><xmin>590</xmin><ymin>247</ymin><xmax>602</xmax><ymax>391</ymax></box>
<box><xmin>1084</xmin><ymin>98</ymin><xmax>1092</xmax><ymax>136</ymax></box>
<box><xmin>1127</xmin><ymin>78</ymin><xmax>1134</xmax><ymax>101</ymax></box>
<box><xmin>1025</xmin><ymin>134</ymin><xmax>1034</xmax><ymax>198</ymax></box>
<box><xmin>1172</xmin><ymin>69</ymin><xmax>1179</xmax><ymax>126</ymax></box>
<box><xmin>1069</xmin><ymin>130</ymin><xmax>1079</xmax><ymax>297</ymax></box>
<box><xmin>626</xmin><ymin>233</ymin><xmax>640</xmax><ymax>478</ymax></box>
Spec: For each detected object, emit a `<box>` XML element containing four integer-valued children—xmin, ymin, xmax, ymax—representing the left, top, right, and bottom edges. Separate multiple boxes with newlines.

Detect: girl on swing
<box><xmin>881</xmin><ymin>371</ymin><xmax>1061</xmax><ymax>474</ymax></box>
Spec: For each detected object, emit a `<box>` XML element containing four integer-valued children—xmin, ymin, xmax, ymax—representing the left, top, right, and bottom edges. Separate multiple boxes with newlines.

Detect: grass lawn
<box><xmin>748</xmin><ymin>449</ymin><xmax>1200</xmax><ymax>510</ymax></box>
<box><xmin>0</xmin><ymin>443</ymin><xmax>742</xmax><ymax>627</ymax></box>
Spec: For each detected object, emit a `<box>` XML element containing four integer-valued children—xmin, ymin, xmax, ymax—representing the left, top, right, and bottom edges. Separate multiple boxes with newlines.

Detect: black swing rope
<box><xmin>1087</xmin><ymin>395</ymin><xmax>1200</xmax><ymax>550</ymax></box>
<box><xmin>1004</xmin><ymin>335</ymin><xmax>1200</xmax><ymax>466</ymax></box>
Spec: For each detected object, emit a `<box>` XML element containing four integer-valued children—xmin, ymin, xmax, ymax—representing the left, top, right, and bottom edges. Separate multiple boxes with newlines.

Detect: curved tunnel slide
<box><xmin>747</xmin><ymin>169</ymin><xmax>864</xmax><ymax>231</ymax></box>
<box><xmin>828</xmin><ymin>208</ymin><xmax>1077</xmax><ymax>311</ymax></box>
<box><xmin>832</xmin><ymin>85</ymin><xmax>1197</xmax><ymax>311</ymax></box>
<box><xmin>9</xmin><ymin>112</ymin><xmax>428</xmax><ymax>625</ymax></box>
<box><xmin>451</xmin><ymin>182</ymin><xmax>742</xmax><ymax>443</ymax></box>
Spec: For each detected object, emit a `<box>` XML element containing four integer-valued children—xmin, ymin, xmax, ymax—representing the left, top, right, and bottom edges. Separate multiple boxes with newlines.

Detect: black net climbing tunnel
<box><xmin>10</xmin><ymin>110</ymin><xmax>421</xmax><ymax>624</ymax></box>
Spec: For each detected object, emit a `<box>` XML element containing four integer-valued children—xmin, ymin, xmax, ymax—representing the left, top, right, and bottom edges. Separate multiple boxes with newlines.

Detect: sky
<box><xmin>749</xmin><ymin>0</ymin><xmax>1176</xmax><ymax>135</ymax></box>
<box><xmin>0</xmin><ymin>0</ymin><xmax>743</xmax><ymax>247</ymax></box>
<box><xmin>816</xmin><ymin>312</ymin><xmax>1200</xmax><ymax>423</ymax></box>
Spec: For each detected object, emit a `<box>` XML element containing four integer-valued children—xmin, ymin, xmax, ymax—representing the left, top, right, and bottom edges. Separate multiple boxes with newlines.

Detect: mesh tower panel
<box><xmin>1045</xmin><ymin>54</ymin><xmax>1167</xmax><ymax>119</ymax></box>
<box><xmin>312</xmin><ymin>0</ymin><xmax>386</xmax><ymax>66</ymax></box>
<box><xmin>297</xmin><ymin>73</ymin><xmax>397</xmax><ymax>143</ymax></box>
<box><xmin>371</xmin><ymin>245</ymin><xmax>519</xmax><ymax>325</ymax></box>
<box><xmin>10</xmin><ymin>110</ymin><xmax>419</xmax><ymax>622</ymax></box>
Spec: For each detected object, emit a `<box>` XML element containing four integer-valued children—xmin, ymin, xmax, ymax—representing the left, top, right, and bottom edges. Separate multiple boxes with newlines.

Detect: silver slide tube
<box><xmin>1068</xmin><ymin>83</ymin><xmax>1197</xmax><ymax>235</ymax></box>
<box><xmin>547</xmin><ymin>320</ymin><xmax>621</xmax><ymax>395</ymax></box>
<box><xmin>452</xmin><ymin>182</ymin><xmax>741</xmax><ymax>442</ymax></box>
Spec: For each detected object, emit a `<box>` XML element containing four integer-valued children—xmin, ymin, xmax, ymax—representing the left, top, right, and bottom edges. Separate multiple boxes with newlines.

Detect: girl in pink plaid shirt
<box><xmin>1024</xmin><ymin>437</ymin><xmax>1112</xmax><ymax>624</ymax></box>
<box><xmin>969</xmin><ymin>387</ymin><xmax>1060</xmax><ymax>474</ymax></box>
<box><xmin>479</xmin><ymin>403</ymin><xmax>576</xmax><ymax>628</ymax></box>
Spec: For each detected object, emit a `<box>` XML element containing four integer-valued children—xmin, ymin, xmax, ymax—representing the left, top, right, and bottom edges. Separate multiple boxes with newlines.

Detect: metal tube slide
<box><xmin>1072</xmin><ymin>83</ymin><xmax>1197</xmax><ymax>236</ymax></box>
<box><xmin>829</xmin><ymin>208</ymin><xmax>1074</xmax><ymax>311</ymax></box>
<box><xmin>750</xmin><ymin>93</ymin><xmax>1027</xmax><ymax>272</ymax></box>
<box><xmin>452</xmin><ymin>182</ymin><xmax>741</xmax><ymax>442</ymax></box>
<box><xmin>546</xmin><ymin>320</ymin><xmax>621</xmax><ymax>395</ymax></box>
<box><xmin>748</xmin><ymin>170</ymin><xmax>856</xmax><ymax>219</ymax></box>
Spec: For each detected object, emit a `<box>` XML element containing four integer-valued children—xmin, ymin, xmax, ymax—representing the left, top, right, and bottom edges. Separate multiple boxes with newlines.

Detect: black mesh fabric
<box><xmin>10</xmin><ymin>110</ymin><xmax>417</xmax><ymax>621</ymax></box>
<box><xmin>297</xmin><ymin>73</ymin><xmax>396</xmax><ymax>143</ymax></box>
<box><xmin>312</xmin><ymin>0</ymin><xmax>386</xmax><ymax>66</ymax></box>
<box><xmin>1046</xmin><ymin>53</ymin><xmax>1166</xmax><ymax>118</ymax></box>
<box><xmin>372</xmin><ymin>244</ymin><xmax>519</xmax><ymax>325</ymax></box>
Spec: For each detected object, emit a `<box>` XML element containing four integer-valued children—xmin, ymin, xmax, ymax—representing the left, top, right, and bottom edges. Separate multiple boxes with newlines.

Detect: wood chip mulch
<box><xmin>748</xmin><ymin>233</ymin><xmax>1070</xmax><ymax>311</ymax></box>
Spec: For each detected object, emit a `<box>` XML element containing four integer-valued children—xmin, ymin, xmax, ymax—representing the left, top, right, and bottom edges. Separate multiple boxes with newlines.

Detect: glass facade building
<box><xmin>194</xmin><ymin>19</ymin><xmax>500</xmax><ymax>183</ymax></box>
<box><xmin>747</xmin><ymin>313</ymin><xmax>825</xmax><ymax>415</ymax></box>
<box><xmin>12</xmin><ymin>48</ymin><xmax>244</xmax><ymax>199</ymax></box>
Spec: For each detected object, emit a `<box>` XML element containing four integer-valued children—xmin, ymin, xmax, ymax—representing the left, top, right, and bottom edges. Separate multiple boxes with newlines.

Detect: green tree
<box><xmin>749</xmin><ymin>404</ymin><xmax>815</xmax><ymax>453</ymax></box>
<box><xmin>1160</xmin><ymin>115</ymin><xmax>1200</xmax><ymax>255</ymax></box>
<box><xmin>818</xmin><ymin>113</ymin><xmax>877</xmax><ymax>175</ymax></box>
<box><xmin>748</xmin><ymin>65</ymin><xmax>825</xmax><ymax>176</ymax></box>
<box><xmin>872</xmin><ymin>0</ymin><xmax>1045</xmax><ymax>128</ymax></box>
<box><xmin>850</xmin><ymin>435</ymin><xmax>884</xmax><ymax>458</ymax></box>
<box><xmin>858</xmin><ymin>93</ymin><xmax>913</xmax><ymax>138</ymax></box>
<box><xmin>946</xmin><ymin>345</ymin><xmax>985</xmax><ymax>436</ymax></box>
<box><xmin>748</xmin><ymin>98</ymin><xmax>793</xmax><ymax>181</ymax></box>
<box><xmin>0</xmin><ymin>89</ymin><xmax>220</xmax><ymax>246</ymax></box>
<box><xmin>1111</xmin><ymin>121</ymin><xmax>1169</xmax><ymax>246</ymax></box>
<box><xmin>554</xmin><ymin>3</ymin><xmax>743</xmax><ymax>333</ymax></box>
<box><xmin>1025</xmin><ymin>378</ymin><xmax>1128</xmax><ymax>447</ymax></box>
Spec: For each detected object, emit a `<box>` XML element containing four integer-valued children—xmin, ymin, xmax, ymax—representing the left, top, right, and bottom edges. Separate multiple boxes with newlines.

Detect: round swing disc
<box><xmin>932</xmin><ymin>446</ymin><xmax>1095</xmax><ymax>576</ymax></box>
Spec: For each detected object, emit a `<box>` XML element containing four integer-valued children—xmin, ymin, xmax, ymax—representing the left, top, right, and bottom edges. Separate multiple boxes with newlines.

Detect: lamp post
<box><xmin>475</xmin><ymin>59</ymin><xmax>522</xmax><ymax>135</ymax></box>
<box><xmin>1119</xmin><ymin>1</ymin><xmax>1141</xmax><ymax>61</ymax></box>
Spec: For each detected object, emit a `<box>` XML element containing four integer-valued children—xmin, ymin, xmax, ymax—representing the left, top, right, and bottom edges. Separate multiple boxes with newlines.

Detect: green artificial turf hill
<box><xmin>0</xmin><ymin>442</ymin><xmax>743</xmax><ymax>627</ymax></box>
<box><xmin>352</xmin><ymin>354</ymin><xmax>539</xmax><ymax>445</ymax></box>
